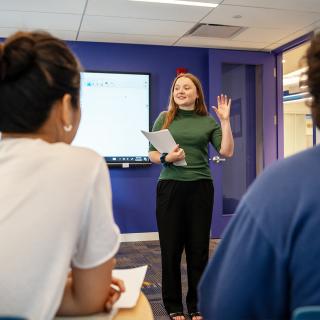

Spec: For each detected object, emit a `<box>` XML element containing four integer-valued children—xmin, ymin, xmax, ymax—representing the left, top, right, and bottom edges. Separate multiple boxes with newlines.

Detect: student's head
<box><xmin>162</xmin><ymin>73</ymin><xmax>208</xmax><ymax>129</ymax></box>
<box><xmin>306</xmin><ymin>32</ymin><xmax>320</xmax><ymax>129</ymax></box>
<box><xmin>0</xmin><ymin>31</ymin><xmax>81</xmax><ymax>143</ymax></box>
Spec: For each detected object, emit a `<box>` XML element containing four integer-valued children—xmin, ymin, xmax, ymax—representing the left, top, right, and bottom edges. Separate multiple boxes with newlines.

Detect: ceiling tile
<box><xmin>0</xmin><ymin>26</ymin><xmax>77</xmax><ymax>40</ymax></box>
<box><xmin>312</xmin><ymin>20</ymin><xmax>320</xmax><ymax>33</ymax></box>
<box><xmin>223</xmin><ymin>0</ymin><xmax>320</xmax><ymax>13</ymax></box>
<box><xmin>0</xmin><ymin>0</ymin><xmax>86</xmax><ymax>14</ymax></box>
<box><xmin>262</xmin><ymin>42</ymin><xmax>283</xmax><ymax>51</ymax></box>
<box><xmin>86</xmin><ymin>0</ymin><xmax>218</xmax><ymax>22</ymax></box>
<box><xmin>78</xmin><ymin>31</ymin><xmax>178</xmax><ymax>46</ymax></box>
<box><xmin>271</xmin><ymin>24</ymin><xmax>315</xmax><ymax>48</ymax></box>
<box><xmin>81</xmin><ymin>16</ymin><xmax>195</xmax><ymax>37</ymax></box>
<box><xmin>0</xmin><ymin>0</ymin><xmax>317</xmax><ymax>50</ymax></box>
<box><xmin>0</xmin><ymin>27</ymin><xmax>24</xmax><ymax>38</ymax></box>
<box><xmin>202</xmin><ymin>5</ymin><xmax>320</xmax><ymax>30</ymax></box>
<box><xmin>40</xmin><ymin>29</ymin><xmax>77</xmax><ymax>40</ymax></box>
<box><xmin>176</xmin><ymin>35</ymin><xmax>269</xmax><ymax>50</ymax></box>
<box><xmin>0</xmin><ymin>11</ymin><xmax>81</xmax><ymax>30</ymax></box>
<box><xmin>233</xmin><ymin>27</ymin><xmax>293</xmax><ymax>43</ymax></box>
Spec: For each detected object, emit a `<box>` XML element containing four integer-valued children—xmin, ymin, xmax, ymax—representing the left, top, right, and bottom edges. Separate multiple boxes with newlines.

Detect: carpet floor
<box><xmin>115</xmin><ymin>239</ymin><xmax>219</xmax><ymax>319</ymax></box>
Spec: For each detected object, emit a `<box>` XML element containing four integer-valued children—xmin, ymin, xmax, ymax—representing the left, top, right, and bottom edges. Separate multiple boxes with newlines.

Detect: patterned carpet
<box><xmin>115</xmin><ymin>240</ymin><xmax>219</xmax><ymax>320</ymax></box>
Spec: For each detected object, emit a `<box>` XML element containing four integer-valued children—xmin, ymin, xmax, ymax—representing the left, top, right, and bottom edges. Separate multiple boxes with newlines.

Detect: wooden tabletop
<box><xmin>55</xmin><ymin>292</ymin><xmax>154</xmax><ymax>320</ymax></box>
<box><xmin>114</xmin><ymin>292</ymin><xmax>154</xmax><ymax>320</ymax></box>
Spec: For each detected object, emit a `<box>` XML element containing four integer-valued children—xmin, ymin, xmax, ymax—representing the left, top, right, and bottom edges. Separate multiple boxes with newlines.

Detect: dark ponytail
<box><xmin>0</xmin><ymin>31</ymin><xmax>81</xmax><ymax>133</ymax></box>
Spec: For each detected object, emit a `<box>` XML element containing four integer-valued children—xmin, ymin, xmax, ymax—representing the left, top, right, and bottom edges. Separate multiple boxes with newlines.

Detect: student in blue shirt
<box><xmin>199</xmin><ymin>32</ymin><xmax>320</xmax><ymax>320</ymax></box>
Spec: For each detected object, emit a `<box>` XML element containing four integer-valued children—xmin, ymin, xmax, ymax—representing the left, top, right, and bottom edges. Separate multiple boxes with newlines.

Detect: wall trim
<box><xmin>120</xmin><ymin>232</ymin><xmax>159</xmax><ymax>242</ymax></box>
<box><xmin>272</xmin><ymin>32</ymin><xmax>313</xmax><ymax>54</ymax></box>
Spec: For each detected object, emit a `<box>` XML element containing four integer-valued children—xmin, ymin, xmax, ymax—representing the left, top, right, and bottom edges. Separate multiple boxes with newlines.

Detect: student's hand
<box><xmin>212</xmin><ymin>94</ymin><xmax>231</xmax><ymax>121</ymax></box>
<box><xmin>166</xmin><ymin>144</ymin><xmax>185</xmax><ymax>163</ymax></box>
<box><xmin>104</xmin><ymin>277</ymin><xmax>126</xmax><ymax>312</ymax></box>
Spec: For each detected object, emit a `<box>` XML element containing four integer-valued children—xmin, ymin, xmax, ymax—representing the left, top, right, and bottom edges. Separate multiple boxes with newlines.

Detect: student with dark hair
<box><xmin>0</xmin><ymin>31</ymin><xmax>124</xmax><ymax>319</ymax></box>
<box><xmin>149</xmin><ymin>73</ymin><xmax>234</xmax><ymax>320</ymax></box>
<box><xmin>198</xmin><ymin>33</ymin><xmax>320</xmax><ymax>320</ymax></box>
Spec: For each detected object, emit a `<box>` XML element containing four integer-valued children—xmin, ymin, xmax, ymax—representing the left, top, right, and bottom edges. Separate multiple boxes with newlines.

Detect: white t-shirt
<box><xmin>0</xmin><ymin>138</ymin><xmax>120</xmax><ymax>319</ymax></box>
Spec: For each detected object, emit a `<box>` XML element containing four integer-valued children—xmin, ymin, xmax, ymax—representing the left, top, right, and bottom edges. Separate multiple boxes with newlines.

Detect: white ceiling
<box><xmin>0</xmin><ymin>0</ymin><xmax>320</xmax><ymax>51</ymax></box>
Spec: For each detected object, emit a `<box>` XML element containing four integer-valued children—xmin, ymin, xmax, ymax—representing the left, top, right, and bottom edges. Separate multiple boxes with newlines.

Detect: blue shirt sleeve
<box><xmin>198</xmin><ymin>202</ymin><xmax>289</xmax><ymax>320</ymax></box>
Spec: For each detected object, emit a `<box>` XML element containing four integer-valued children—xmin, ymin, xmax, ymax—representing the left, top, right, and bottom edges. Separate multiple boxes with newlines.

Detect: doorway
<box><xmin>208</xmin><ymin>49</ymin><xmax>276</xmax><ymax>238</ymax></box>
<box><xmin>282</xmin><ymin>42</ymin><xmax>313</xmax><ymax>158</ymax></box>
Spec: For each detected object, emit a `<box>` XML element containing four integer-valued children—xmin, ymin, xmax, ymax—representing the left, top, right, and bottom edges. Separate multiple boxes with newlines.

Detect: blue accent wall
<box><xmin>68</xmin><ymin>41</ymin><xmax>210</xmax><ymax>233</ymax></box>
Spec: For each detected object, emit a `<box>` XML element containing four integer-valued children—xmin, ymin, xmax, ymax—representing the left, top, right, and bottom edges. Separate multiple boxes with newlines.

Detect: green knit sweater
<box><xmin>149</xmin><ymin>109</ymin><xmax>222</xmax><ymax>181</ymax></box>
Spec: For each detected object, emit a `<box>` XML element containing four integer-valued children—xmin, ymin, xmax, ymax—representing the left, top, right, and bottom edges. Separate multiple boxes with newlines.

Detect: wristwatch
<box><xmin>160</xmin><ymin>153</ymin><xmax>171</xmax><ymax>167</ymax></box>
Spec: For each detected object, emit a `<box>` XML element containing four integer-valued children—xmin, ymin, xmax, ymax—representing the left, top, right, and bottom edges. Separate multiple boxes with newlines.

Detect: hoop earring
<box><xmin>63</xmin><ymin>124</ymin><xmax>73</xmax><ymax>132</ymax></box>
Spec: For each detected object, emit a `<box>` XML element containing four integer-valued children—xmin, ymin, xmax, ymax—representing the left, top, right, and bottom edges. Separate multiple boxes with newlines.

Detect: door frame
<box><xmin>208</xmin><ymin>49</ymin><xmax>277</xmax><ymax>238</ymax></box>
<box><xmin>273</xmin><ymin>32</ymin><xmax>314</xmax><ymax>159</ymax></box>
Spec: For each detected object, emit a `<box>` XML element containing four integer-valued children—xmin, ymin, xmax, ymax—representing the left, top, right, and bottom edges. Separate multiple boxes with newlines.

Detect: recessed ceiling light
<box><xmin>129</xmin><ymin>0</ymin><xmax>219</xmax><ymax>8</ymax></box>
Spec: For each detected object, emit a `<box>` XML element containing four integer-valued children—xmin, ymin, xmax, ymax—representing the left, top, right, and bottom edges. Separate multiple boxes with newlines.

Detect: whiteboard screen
<box><xmin>72</xmin><ymin>71</ymin><xmax>150</xmax><ymax>165</ymax></box>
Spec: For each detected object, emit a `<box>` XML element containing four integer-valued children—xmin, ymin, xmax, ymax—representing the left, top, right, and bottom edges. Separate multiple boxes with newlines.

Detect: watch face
<box><xmin>160</xmin><ymin>153</ymin><xmax>167</xmax><ymax>163</ymax></box>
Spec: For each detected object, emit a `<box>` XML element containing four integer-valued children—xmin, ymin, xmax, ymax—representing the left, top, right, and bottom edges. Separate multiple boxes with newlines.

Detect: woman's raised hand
<box><xmin>212</xmin><ymin>94</ymin><xmax>231</xmax><ymax>121</ymax></box>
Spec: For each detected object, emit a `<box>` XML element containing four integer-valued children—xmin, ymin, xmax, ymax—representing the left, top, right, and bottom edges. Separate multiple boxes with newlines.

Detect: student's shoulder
<box><xmin>234</xmin><ymin>146</ymin><xmax>320</xmax><ymax>260</ymax></box>
<box><xmin>54</xmin><ymin>142</ymin><xmax>100</xmax><ymax>157</ymax></box>
<box><xmin>256</xmin><ymin>146</ymin><xmax>320</xmax><ymax>185</ymax></box>
<box><xmin>53</xmin><ymin>143</ymin><xmax>105</xmax><ymax>169</ymax></box>
<box><xmin>244</xmin><ymin>146</ymin><xmax>320</xmax><ymax>213</ymax></box>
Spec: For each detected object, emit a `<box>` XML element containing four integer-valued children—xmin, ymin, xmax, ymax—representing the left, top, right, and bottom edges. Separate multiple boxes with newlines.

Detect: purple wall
<box><xmin>68</xmin><ymin>41</ymin><xmax>210</xmax><ymax>233</ymax></box>
<box><xmin>0</xmin><ymin>35</ymin><xmax>279</xmax><ymax>234</ymax></box>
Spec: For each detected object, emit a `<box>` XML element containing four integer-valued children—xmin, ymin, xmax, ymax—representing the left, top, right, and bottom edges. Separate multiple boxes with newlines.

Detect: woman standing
<box><xmin>148</xmin><ymin>73</ymin><xmax>234</xmax><ymax>320</ymax></box>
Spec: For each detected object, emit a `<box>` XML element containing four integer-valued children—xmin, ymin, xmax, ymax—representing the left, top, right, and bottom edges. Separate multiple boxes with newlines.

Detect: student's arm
<box><xmin>56</xmin><ymin>158</ymin><xmax>121</xmax><ymax>316</ymax></box>
<box><xmin>105</xmin><ymin>276</ymin><xmax>126</xmax><ymax>311</ymax></box>
<box><xmin>57</xmin><ymin>258</ymin><xmax>115</xmax><ymax>316</ymax></box>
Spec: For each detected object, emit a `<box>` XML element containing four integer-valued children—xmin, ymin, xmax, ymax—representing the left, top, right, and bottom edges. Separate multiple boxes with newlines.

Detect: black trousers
<box><xmin>156</xmin><ymin>179</ymin><xmax>214</xmax><ymax>314</ymax></box>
